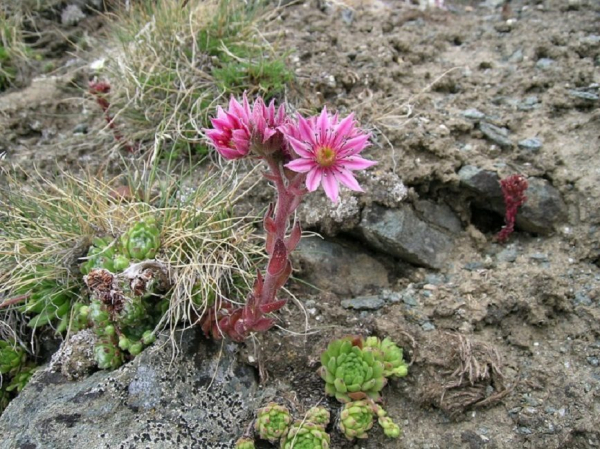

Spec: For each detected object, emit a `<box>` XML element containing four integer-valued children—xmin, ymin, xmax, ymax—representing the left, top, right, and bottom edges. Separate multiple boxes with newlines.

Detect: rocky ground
<box><xmin>1</xmin><ymin>0</ymin><xmax>600</xmax><ymax>448</ymax></box>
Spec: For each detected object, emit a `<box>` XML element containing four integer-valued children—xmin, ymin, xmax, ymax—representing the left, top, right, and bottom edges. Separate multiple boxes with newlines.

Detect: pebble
<box><xmin>340</xmin><ymin>296</ymin><xmax>385</xmax><ymax>311</ymax></box>
<box><xmin>464</xmin><ymin>261</ymin><xmax>485</xmax><ymax>271</ymax></box>
<box><xmin>587</xmin><ymin>356</ymin><xmax>599</xmax><ymax>367</ymax></box>
<box><xmin>529</xmin><ymin>253</ymin><xmax>549</xmax><ymax>262</ymax></box>
<box><xmin>479</xmin><ymin>122</ymin><xmax>513</xmax><ymax>148</ymax></box>
<box><xmin>518</xmin><ymin>137</ymin><xmax>543</xmax><ymax>152</ymax></box>
<box><xmin>462</xmin><ymin>108</ymin><xmax>486</xmax><ymax>120</ymax></box>
<box><xmin>518</xmin><ymin>95</ymin><xmax>540</xmax><ymax>111</ymax></box>
<box><xmin>516</xmin><ymin>427</ymin><xmax>532</xmax><ymax>435</ymax></box>
<box><xmin>497</xmin><ymin>246</ymin><xmax>518</xmax><ymax>263</ymax></box>
<box><xmin>421</xmin><ymin>322</ymin><xmax>436</xmax><ymax>332</ymax></box>
<box><xmin>73</xmin><ymin>123</ymin><xmax>89</xmax><ymax>135</ymax></box>
<box><xmin>568</xmin><ymin>90</ymin><xmax>599</xmax><ymax>101</ymax></box>
<box><xmin>573</xmin><ymin>291</ymin><xmax>592</xmax><ymax>306</ymax></box>
<box><xmin>536</xmin><ymin>58</ymin><xmax>555</xmax><ymax>70</ymax></box>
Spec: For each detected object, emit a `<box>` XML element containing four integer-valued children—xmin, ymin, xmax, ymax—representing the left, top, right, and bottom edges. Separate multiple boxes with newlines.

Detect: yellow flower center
<box><xmin>315</xmin><ymin>146</ymin><xmax>336</xmax><ymax>167</ymax></box>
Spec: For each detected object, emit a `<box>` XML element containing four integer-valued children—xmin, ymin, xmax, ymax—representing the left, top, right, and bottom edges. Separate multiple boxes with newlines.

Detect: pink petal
<box><xmin>306</xmin><ymin>168</ymin><xmax>322</xmax><ymax>192</ymax></box>
<box><xmin>331</xmin><ymin>114</ymin><xmax>355</xmax><ymax>147</ymax></box>
<box><xmin>334</xmin><ymin>168</ymin><xmax>363</xmax><ymax>192</ymax></box>
<box><xmin>286</xmin><ymin>158</ymin><xmax>315</xmax><ymax>173</ymax></box>
<box><xmin>297</xmin><ymin>115</ymin><xmax>316</xmax><ymax>146</ymax></box>
<box><xmin>340</xmin><ymin>156</ymin><xmax>377</xmax><ymax>170</ymax></box>
<box><xmin>339</xmin><ymin>134</ymin><xmax>371</xmax><ymax>156</ymax></box>
<box><xmin>322</xmin><ymin>171</ymin><xmax>339</xmax><ymax>203</ymax></box>
<box><xmin>317</xmin><ymin>107</ymin><xmax>329</xmax><ymax>145</ymax></box>
<box><xmin>217</xmin><ymin>147</ymin><xmax>243</xmax><ymax>160</ymax></box>
<box><xmin>262</xmin><ymin>128</ymin><xmax>276</xmax><ymax>143</ymax></box>
<box><xmin>287</xmin><ymin>135</ymin><xmax>313</xmax><ymax>158</ymax></box>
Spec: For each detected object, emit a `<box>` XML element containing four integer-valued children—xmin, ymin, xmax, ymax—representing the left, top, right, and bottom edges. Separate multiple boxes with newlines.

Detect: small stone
<box><xmin>529</xmin><ymin>253</ymin><xmax>549</xmax><ymax>262</ymax></box>
<box><xmin>568</xmin><ymin>90</ymin><xmax>599</xmax><ymax>101</ymax></box>
<box><xmin>587</xmin><ymin>357</ymin><xmax>599</xmax><ymax>367</ymax></box>
<box><xmin>464</xmin><ymin>262</ymin><xmax>484</xmax><ymax>271</ymax></box>
<box><xmin>573</xmin><ymin>292</ymin><xmax>592</xmax><ymax>306</ymax></box>
<box><xmin>518</xmin><ymin>96</ymin><xmax>540</xmax><ymax>111</ymax></box>
<box><xmin>73</xmin><ymin>123</ymin><xmax>89</xmax><ymax>135</ymax></box>
<box><xmin>535</xmin><ymin>58</ymin><xmax>555</xmax><ymax>70</ymax></box>
<box><xmin>462</xmin><ymin>108</ymin><xmax>485</xmax><ymax>120</ymax></box>
<box><xmin>479</xmin><ymin>122</ymin><xmax>513</xmax><ymax>148</ymax></box>
<box><xmin>518</xmin><ymin>137</ymin><xmax>542</xmax><ymax>152</ymax></box>
<box><xmin>516</xmin><ymin>427</ymin><xmax>532</xmax><ymax>435</ymax></box>
<box><xmin>497</xmin><ymin>246</ymin><xmax>518</xmax><ymax>263</ymax></box>
<box><xmin>508</xmin><ymin>49</ymin><xmax>524</xmax><ymax>63</ymax></box>
<box><xmin>341</xmin><ymin>296</ymin><xmax>385</xmax><ymax>311</ymax></box>
<box><xmin>421</xmin><ymin>322</ymin><xmax>436</xmax><ymax>332</ymax></box>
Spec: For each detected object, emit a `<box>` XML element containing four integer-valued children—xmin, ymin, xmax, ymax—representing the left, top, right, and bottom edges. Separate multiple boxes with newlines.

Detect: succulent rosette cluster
<box><xmin>364</xmin><ymin>336</ymin><xmax>409</xmax><ymax>379</ymax></box>
<box><xmin>319</xmin><ymin>336</ymin><xmax>386</xmax><ymax>403</ymax></box>
<box><xmin>319</xmin><ymin>336</ymin><xmax>407</xmax><ymax>441</ymax></box>
<box><xmin>305</xmin><ymin>406</ymin><xmax>330</xmax><ymax>427</ymax></box>
<box><xmin>338</xmin><ymin>399</ymin><xmax>375</xmax><ymax>440</ymax></box>
<box><xmin>255</xmin><ymin>402</ymin><xmax>292</xmax><ymax>443</ymax></box>
<box><xmin>234</xmin><ymin>438</ymin><xmax>255</xmax><ymax>449</ymax></box>
<box><xmin>280</xmin><ymin>421</ymin><xmax>330</xmax><ymax>449</ymax></box>
<box><xmin>0</xmin><ymin>340</ymin><xmax>36</xmax><ymax>412</ymax></box>
<box><xmin>203</xmin><ymin>95</ymin><xmax>376</xmax><ymax>342</ymax></box>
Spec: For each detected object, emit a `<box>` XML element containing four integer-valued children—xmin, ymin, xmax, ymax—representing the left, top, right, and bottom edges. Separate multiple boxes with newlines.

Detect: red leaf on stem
<box><xmin>267</xmin><ymin>239</ymin><xmax>288</xmax><ymax>276</ymax></box>
<box><xmin>266</xmin><ymin>231</ymin><xmax>275</xmax><ymax>255</ymax></box>
<box><xmin>251</xmin><ymin>317</ymin><xmax>275</xmax><ymax>332</ymax></box>
<box><xmin>285</xmin><ymin>221</ymin><xmax>302</xmax><ymax>252</ymax></box>
<box><xmin>274</xmin><ymin>260</ymin><xmax>292</xmax><ymax>291</ymax></box>
<box><xmin>253</xmin><ymin>273</ymin><xmax>264</xmax><ymax>298</ymax></box>
<box><xmin>259</xmin><ymin>299</ymin><xmax>287</xmax><ymax>314</ymax></box>
<box><xmin>263</xmin><ymin>204</ymin><xmax>276</xmax><ymax>234</ymax></box>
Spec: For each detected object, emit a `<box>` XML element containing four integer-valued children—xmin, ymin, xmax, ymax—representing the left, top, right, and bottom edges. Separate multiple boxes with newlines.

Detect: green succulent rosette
<box><xmin>280</xmin><ymin>421</ymin><xmax>330</xmax><ymax>449</ymax></box>
<box><xmin>364</xmin><ymin>336</ymin><xmax>408</xmax><ymax>379</ymax></box>
<box><xmin>319</xmin><ymin>337</ymin><xmax>386</xmax><ymax>403</ymax></box>
<box><xmin>338</xmin><ymin>400</ymin><xmax>375</xmax><ymax>440</ymax></box>
<box><xmin>305</xmin><ymin>406</ymin><xmax>330</xmax><ymax>427</ymax></box>
<box><xmin>375</xmin><ymin>407</ymin><xmax>401</xmax><ymax>438</ymax></box>
<box><xmin>5</xmin><ymin>365</ymin><xmax>36</xmax><ymax>393</ymax></box>
<box><xmin>81</xmin><ymin>237</ymin><xmax>129</xmax><ymax>275</ymax></box>
<box><xmin>0</xmin><ymin>341</ymin><xmax>25</xmax><ymax>375</ymax></box>
<box><xmin>255</xmin><ymin>402</ymin><xmax>292</xmax><ymax>443</ymax></box>
<box><xmin>94</xmin><ymin>336</ymin><xmax>125</xmax><ymax>370</ymax></box>
<box><xmin>234</xmin><ymin>438</ymin><xmax>255</xmax><ymax>449</ymax></box>
<box><xmin>16</xmin><ymin>278</ymin><xmax>77</xmax><ymax>330</ymax></box>
<box><xmin>120</xmin><ymin>217</ymin><xmax>160</xmax><ymax>260</ymax></box>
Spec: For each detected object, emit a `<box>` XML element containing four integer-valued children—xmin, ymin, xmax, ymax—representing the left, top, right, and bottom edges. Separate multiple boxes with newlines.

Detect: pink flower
<box><xmin>284</xmin><ymin>107</ymin><xmax>376</xmax><ymax>203</ymax></box>
<box><xmin>204</xmin><ymin>96</ymin><xmax>251</xmax><ymax>160</ymax></box>
<box><xmin>205</xmin><ymin>94</ymin><xmax>289</xmax><ymax>160</ymax></box>
<box><xmin>250</xmin><ymin>97</ymin><xmax>288</xmax><ymax>156</ymax></box>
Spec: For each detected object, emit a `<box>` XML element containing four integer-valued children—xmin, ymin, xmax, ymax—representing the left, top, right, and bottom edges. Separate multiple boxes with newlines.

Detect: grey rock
<box><xmin>459</xmin><ymin>166</ymin><xmax>567</xmax><ymax>234</ymax></box>
<box><xmin>574</xmin><ymin>291</ymin><xmax>592</xmax><ymax>306</ymax></box>
<box><xmin>586</xmin><ymin>357</ymin><xmax>599</xmax><ymax>367</ymax></box>
<box><xmin>341</xmin><ymin>295</ymin><xmax>385</xmax><ymax>311</ymax></box>
<box><xmin>518</xmin><ymin>96</ymin><xmax>540</xmax><ymax>111</ymax></box>
<box><xmin>458</xmin><ymin>165</ymin><xmax>503</xmax><ymax>199</ymax></box>
<box><xmin>415</xmin><ymin>200</ymin><xmax>462</xmax><ymax>233</ymax></box>
<box><xmin>529</xmin><ymin>253</ymin><xmax>549</xmax><ymax>262</ymax></box>
<box><xmin>518</xmin><ymin>137</ymin><xmax>543</xmax><ymax>152</ymax></box>
<box><xmin>73</xmin><ymin>123</ymin><xmax>88</xmax><ymax>135</ymax></box>
<box><xmin>568</xmin><ymin>90</ymin><xmax>599</xmax><ymax>101</ymax></box>
<box><xmin>535</xmin><ymin>58</ymin><xmax>555</xmax><ymax>70</ymax></box>
<box><xmin>293</xmin><ymin>238</ymin><xmax>389</xmax><ymax>296</ymax></box>
<box><xmin>518</xmin><ymin>178</ymin><xmax>568</xmax><ymax>234</ymax></box>
<box><xmin>61</xmin><ymin>4</ymin><xmax>86</xmax><ymax>26</ymax></box>
<box><xmin>509</xmin><ymin>49</ymin><xmax>524</xmax><ymax>63</ymax></box>
<box><xmin>359</xmin><ymin>204</ymin><xmax>455</xmax><ymax>269</ymax></box>
<box><xmin>497</xmin><ymin>246</ymin><xmax>518</xmax><ymax>263</ymax></box>
<box><xmin>421</xmin><ymin>322</ymin><xmax>436</xmax><ymax>332</ymax></box>
<box><xmin>0</xmin><ymin>329</ymin><xmax>264</xmax><ymax>448</ymax></box>
<box><xmin>462</xmin><ymin>109</ymin><xmax>485</xmax><ymax>120</ymax></box>
<box><xmin>479</xmin><ymin>122</ymin><xmax>513</xmax><ymax>149</ymax></box>
<box><xmin>464</xmin><ymin>262</ymin><xmax>485</xmax><ymax>271</ymax></box>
